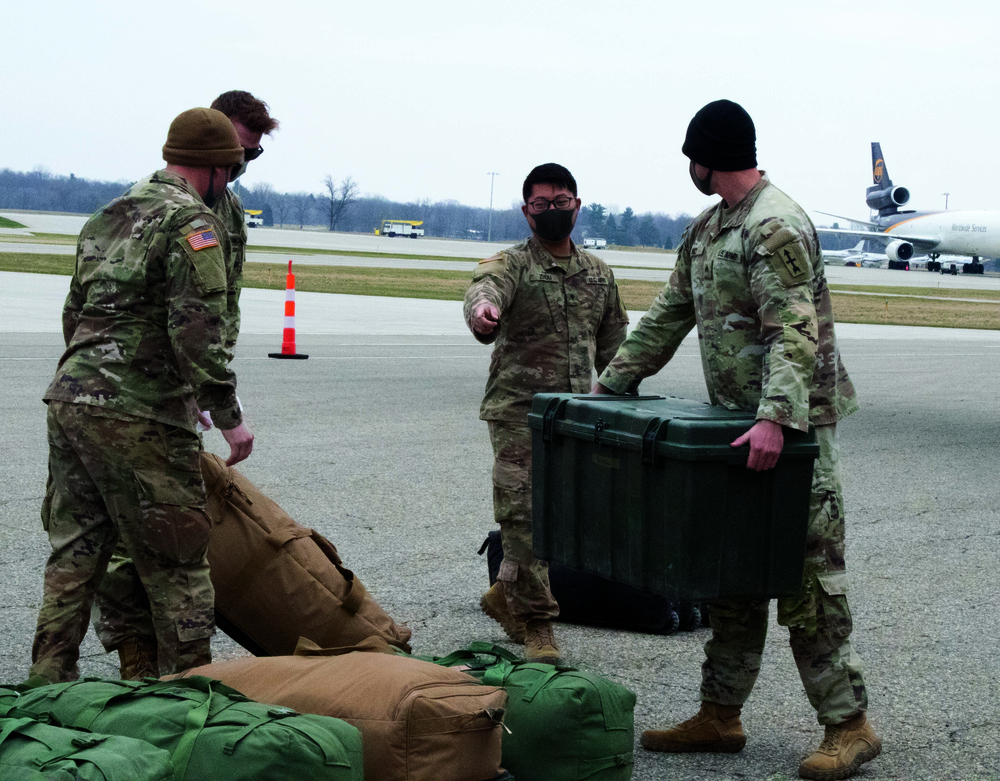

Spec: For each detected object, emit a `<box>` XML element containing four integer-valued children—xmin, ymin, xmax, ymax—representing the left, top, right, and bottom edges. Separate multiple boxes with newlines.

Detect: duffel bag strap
<box><xmin>170</xmin><ymin>680</ymin><xmax>215</xmax><ymax>781</ymax></box>
<box><xmin>580</xmin><ymin>751</ymin><xmax>635</xmax><ymax>774</ymax></box>
<box><xmin>307</xmin><ymin>532</ymin><xmax>367</xmax><ymax>615</ymax></box>
<box><xmin>293</xmin><ymin>635</ymin><xmax>400</xmax><ymax>657</ymax></box>
<box><xmin>60</xmin><ymin>679</ymin><xmax>139</xmax><ymax>730</ymax></box>
<box><xmin>0</xmin><ymin>716</ymin><xmax>41</xmax><ymax>748</ymax></box>
<box><xmin>481</xmin><ymin>659</ymin><xmax>519</xmax><ymax>688</ymax></box>
<box><xmin>521</xmin><ymin>668</ymin><xmax>561</xmax><ymax>702</ymax></box>
<box><xmin>36</xmin><ymin>734</ymin><xmax>110</xmax><ymax>768</ymax></box>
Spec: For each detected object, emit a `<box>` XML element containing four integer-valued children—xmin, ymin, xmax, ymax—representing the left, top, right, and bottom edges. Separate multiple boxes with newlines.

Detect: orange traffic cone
<box><xmin>268</xmin><ymin>260</ymin><xmax>309</xmax><ymax>359</ymax></box>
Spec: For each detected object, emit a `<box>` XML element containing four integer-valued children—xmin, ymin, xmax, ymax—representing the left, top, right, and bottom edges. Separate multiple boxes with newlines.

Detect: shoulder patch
<box><xmin>755</xmin><ymin>225</ymin><xmax>813</xmax><ymax>288</ymax></box>
<box><xmin>186</xmin><ymin>230</ymin><xmax>219</xmax><ymax>251</ymax></box>
<box><xmin>479</xmin><ymin>253</ymin><xmax>502</xmax><ymax>264</ymax></box>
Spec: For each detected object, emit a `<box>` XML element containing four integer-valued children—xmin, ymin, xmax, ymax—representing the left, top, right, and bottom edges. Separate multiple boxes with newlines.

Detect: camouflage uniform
<box><xmin>92</xmin><ymin>184</ymin><xmax>247</xmax><ymax>656</ymax></box>
<box><xmin>598</xmin><ymin>175</ymin><xmax>867</xmax><ymax>725</ymax></box>
<box><xmin>465</xmin><ymin>236</ymin><xmax>629</xmax><ymax>621</ymax></box>
<box><xmin>31</xmin><ymin>170</ymin><xmax>241</xmax><ymax>682</ymax></box>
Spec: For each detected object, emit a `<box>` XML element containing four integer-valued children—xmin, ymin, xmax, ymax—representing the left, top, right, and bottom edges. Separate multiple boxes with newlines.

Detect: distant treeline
<box><xmin>1</xmin><ymin>165</ymin><xmax>863</xmax><ymax>252</ymax></box>
<box><xmin>0</xmin><ymin>167</ymin><xmax>696</xmax><ymax>248</ymax></box>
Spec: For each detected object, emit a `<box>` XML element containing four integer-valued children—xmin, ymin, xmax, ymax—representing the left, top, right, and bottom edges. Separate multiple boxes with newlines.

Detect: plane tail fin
<box><xmin>866</xmin><ymin>142</ymin><xmax>909</xmax><ymax>215</ymax></box>
<box><xmin>871</xmin><ymin>142</ymin><xmax>890</xmax><ymax>187</ymax></box>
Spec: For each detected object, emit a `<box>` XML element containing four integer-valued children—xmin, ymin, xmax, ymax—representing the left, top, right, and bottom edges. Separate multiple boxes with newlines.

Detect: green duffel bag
<box><xmin>0</xmin><ymin>715</ymin><xmax>174</xmax><ymax>781</ymax></box>
<box><xmin>10</xmin><ymin>676</ymin><xmax>364</xmax><ymax>781</ymax></box>
<box><xmin>422</xmin><ymin>643</ymin><xmax>635</xmax><ymax>781</ymax></box>
<box><xmin>0</xmin><ymin>685</ymin><xmax>22</xmax><ymax>713</ymax></box>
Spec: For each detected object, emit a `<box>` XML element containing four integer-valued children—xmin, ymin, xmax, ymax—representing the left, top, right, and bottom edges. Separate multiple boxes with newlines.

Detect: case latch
<box><xmin>642</xmin><ymin>418</ymin><xmax>662</xmax><ymax>465</ymax></box>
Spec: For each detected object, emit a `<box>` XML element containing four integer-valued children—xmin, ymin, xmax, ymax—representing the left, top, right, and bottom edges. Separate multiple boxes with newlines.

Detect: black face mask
<box><xmin>203</xmin><ymin>167</ymin><xmax>223</xmax><ymax>208</ymax></box>
<box><xmin>689</xmin><ymin>160</ymin><xmax>713</xmax><ymax>196</ymax></box>
<box><xmin>532</xmin><ymin>208</ymin><xmax>576</xmax><ymax>242</ymax></box>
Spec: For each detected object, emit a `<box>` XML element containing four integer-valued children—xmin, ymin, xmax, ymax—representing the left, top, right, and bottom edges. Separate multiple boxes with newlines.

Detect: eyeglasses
<box><xmin>526</xmin><ymin>195</ymin><xmax>575</xmax><ymax>214</ymax></box>
<box><xmin>243</xmin><ymin>145</ymin><xmax>264</xmax><ymax>161</ymax></box>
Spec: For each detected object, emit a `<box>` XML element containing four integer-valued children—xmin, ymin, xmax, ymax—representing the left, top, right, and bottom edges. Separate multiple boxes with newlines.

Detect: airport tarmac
<box><xmin>1</xmin><ymin>265</ymin><xmax>998</xmax><ymax>781</ymax></box>
<box><xmin>5</xmin><ymin>211</ymin><xmax>1000</xmax><ymax>291</ymax></box>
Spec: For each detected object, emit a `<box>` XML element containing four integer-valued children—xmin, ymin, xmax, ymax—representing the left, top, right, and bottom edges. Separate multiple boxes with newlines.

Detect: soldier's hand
<box><xmin>196</xmin><ymin>409</ymin><xmax>214</xmax><ymax>431</ymax></box>
<box><xmin>472</xmin><ymin>303</ymin><xmax>500</xmax><ymax>335</ymax></box>
<box><xmin>221</xmin><ymin>422</ymin><xmax>255</xmax><ymax>466</ymax></box>
<box><xmin>591</xmin><ymin>381</ymin><xmax>614</xmax><ymax>394</ymax></box>
<box><xmin>731</xmin><ymin>419</ymin><xmax>784</xmax><ymax>471</ymax></box>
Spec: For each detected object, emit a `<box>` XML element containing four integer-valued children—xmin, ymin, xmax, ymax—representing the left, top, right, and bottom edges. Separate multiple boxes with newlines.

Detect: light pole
<box><xmin>942</xmin><ymin>192</ymin><xmax>950</xmax><ymax>210</ymax></box>
<box><xmin>487</xmin><ymin>171</ymin><xmax>499</xmax><ymax>242</ymax></box>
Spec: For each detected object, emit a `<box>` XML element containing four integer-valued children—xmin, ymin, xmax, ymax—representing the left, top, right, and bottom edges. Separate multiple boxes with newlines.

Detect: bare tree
<box><xmin>320</xmin><ymin>175</ymin><xmax>359</xmax><ymax>231</ymax></box>
<box><xmin>291</xmin><ymin>192</ymin><xmax>314</xmax><ymax>229</ymax></box>
<box><xmin>248</xmin><ymin>181</ymin><xmax>275</xmax><ymax>211</ymax></box>
<box><xmin>271</xmin><ymin>193</ymin><xmax>291</xmax><ymax>227</ymax></box>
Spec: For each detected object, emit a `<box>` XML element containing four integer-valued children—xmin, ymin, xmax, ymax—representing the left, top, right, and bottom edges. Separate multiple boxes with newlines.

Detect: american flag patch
<box><xmin>186</xmin><ymin>230</ymin><xmax>218</xmax><ymax>251</ymax></box>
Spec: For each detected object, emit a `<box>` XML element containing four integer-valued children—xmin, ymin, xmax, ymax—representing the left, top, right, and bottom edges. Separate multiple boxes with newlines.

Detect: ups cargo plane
<box><xmin>818</xmin><ymin>142</ymin><xmax>1000</xmax><ymax>274</ymax></box>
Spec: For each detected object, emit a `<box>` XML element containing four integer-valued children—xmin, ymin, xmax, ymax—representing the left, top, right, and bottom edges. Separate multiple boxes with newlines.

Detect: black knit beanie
<box><xmin>682</xmin><ymin>99</ymin><xmax>757</xmax><ymax>171</ymax></box>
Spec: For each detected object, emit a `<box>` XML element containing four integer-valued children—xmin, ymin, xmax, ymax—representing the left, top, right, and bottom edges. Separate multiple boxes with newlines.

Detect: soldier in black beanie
<box><xmin>594</xmin><ymin>100</ymin><xmax>881</xmax><ymax>779</ymax></box>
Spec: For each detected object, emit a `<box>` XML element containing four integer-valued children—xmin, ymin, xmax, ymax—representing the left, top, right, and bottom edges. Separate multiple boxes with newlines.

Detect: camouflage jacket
<box><xmin>598</xmin><ymin>175</ymin><xmax>857</xmax><ymax>431</ymax></box>
<box><xmin>214</xmin><ymin>186</ymin><xmax>246</xmax><ymax>356</ymax></box>
<box><xmin>464</xmin><ymin>236</ymin><xmax>629</xmax><ymax>423</ymax></box>
<box><xmin>44</xmin><ymin>170</ymin><xmax>243</xmax><ymax>433</ymax></box>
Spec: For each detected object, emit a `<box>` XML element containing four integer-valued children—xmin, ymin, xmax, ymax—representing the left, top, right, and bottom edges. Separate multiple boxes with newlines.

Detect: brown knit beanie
<box><xmin>162</xmin><ymin>108</ymin><xmax>243</xmax><ymax>167</ymax></box>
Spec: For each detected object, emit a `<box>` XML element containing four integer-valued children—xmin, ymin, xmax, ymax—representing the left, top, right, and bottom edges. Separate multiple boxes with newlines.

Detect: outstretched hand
<box><xmin>472</xmin><ymin>303</ymin><xmax>500</xmax><ymax>335</ymax></box>
<box><xmin>730</xmin><ymin>419</ymin><xmax>784</xmax><ymax>471</ymax></box>
<box><xmin>221</xmin><ymin>422</ymin><xmax>255</xmax><ymax>466</ymax></box>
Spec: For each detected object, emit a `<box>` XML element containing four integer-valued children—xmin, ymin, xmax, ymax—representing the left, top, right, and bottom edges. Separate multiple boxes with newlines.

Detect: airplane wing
<box><xmin>816</xmin><ymin>227</ymin><xmax>942</xmax><ymax>251</ymax></box>
<box><xmin>813</xmin><ymin>211</ymin><xmax>879</xmax><ymax>228</ymax></box>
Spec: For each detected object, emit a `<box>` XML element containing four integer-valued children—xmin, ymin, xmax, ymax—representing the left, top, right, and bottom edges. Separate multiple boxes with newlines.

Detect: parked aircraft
<box><xmin>817</xmin><ymin>143</ymin><xmax>1000</xmax><ymax>274</ymax></box>
<box><xmin>822</xmin><ymin>240</ymin><xmax>888</xmax><ymax>268</ymax></box>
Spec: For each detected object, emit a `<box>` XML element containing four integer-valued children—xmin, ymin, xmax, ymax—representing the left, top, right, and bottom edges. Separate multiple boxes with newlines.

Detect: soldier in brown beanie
<box><xmin>28</xmin><ymin>108</ymin><xmax>253</xmax><ymax>685</ymax></box>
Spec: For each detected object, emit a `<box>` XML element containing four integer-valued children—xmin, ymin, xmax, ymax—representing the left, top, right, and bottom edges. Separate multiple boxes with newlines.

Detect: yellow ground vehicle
<box><xmin>377</xmin><ymin>219</ymin><xmax>424</xmax><ymax>238</ymax></box>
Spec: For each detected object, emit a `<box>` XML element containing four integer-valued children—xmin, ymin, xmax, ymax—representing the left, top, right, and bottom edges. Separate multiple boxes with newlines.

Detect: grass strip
<box><xmin>250</xmin><ymin>245</ymin><xmax>483</xmax><ymax>262</ymax></box>
<box><xmin>2</xmin><ymin>253</ymin><xmax>996</xmax><ymax>329</ymax></box>
<box><xmin>0</xmin><ymin>253</ymin><xmax>73</xmax><ymax>275</ymax></box>
<box><xmin>829</xmin><ymin>292</ymin><xmax>999</xmax><ymax>330</ymax></box>
<box><xmin>0</xmin><ymin>216</ymin><xmax>27</xmax><ymax>229</ymax></box>
<box><xmin>829</xmin><ymin>283</ymin><xmax>1000</xmax><ymax>302</ymax></box>
<box><xmin>0</xmin><ymin>232</ymin><xmax>77</xmax><ymax>245</ymax></box>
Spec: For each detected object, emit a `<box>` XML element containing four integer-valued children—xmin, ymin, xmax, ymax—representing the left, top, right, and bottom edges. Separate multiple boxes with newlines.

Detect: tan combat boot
<box><xmin>798</xmin><ymin>711</ymin><xmax>881</xmax><ymax>780</ymax></box>
<box><xmin>480</xmin><ymin>582</ymin><xmax>526</xmax><ymax>644</ymax></box>
<box><xmin>641</xmin><ymin>702</ymin><xmax>746</xmax><ymax>753</ymax></box>
<box><xmin>118</xmin><ymin>636</ymin><xmax>159</xmax><ymax>680</ymax></box>
<box><xmin>524</xmin><ymin>619</ymin><xmax>561</xmax><ymax>664</ymax></box>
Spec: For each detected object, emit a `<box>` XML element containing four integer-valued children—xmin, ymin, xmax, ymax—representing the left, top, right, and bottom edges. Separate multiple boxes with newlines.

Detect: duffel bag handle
<box><xmin>430</xmin><ymin>642</ymin><xmax>522</xmax><ymax>669</ymax></box>
<box><xmin>293</xmin><ymin>636</ymin><xmax>402</xmax><ymax>657</ymax></box>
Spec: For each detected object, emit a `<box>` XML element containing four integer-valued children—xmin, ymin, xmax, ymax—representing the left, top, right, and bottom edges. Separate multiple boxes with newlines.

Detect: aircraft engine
<box><xmin>865</xmin><ymin>185</ymin><xmax>910</xmax><ymax>212</ymax></box>
<box><xmin>885</xmin><ymin>240</ymin><xmax>914</xmax><ymax>261</ymax></box>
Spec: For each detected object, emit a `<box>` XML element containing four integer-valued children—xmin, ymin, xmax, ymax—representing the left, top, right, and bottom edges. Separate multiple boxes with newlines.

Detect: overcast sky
<box><xmin>4</xmin><ymin>0</ymin><xmax>998</xmax><ymax>223</ymax></box>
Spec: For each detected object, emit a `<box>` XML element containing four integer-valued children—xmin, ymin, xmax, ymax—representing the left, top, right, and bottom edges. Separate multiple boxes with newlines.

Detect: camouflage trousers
<box><xmin>701</xmin><ymin>424</ymin><xmax>868</xmax><ymax>725</ymax></box>
<box><xmin>31</xmin><ymin>401</ymin><xmax>214</xmax><ymax>683</ymax></box>
<box><xmin>93</xmin><ymin>545</ymin><xmax>153</xmax><ymax>653</ymax></box>
<box><xmin>488</xmin><ymin>421</ymin><xmax>559</xmax><ymax>623</ymax></box>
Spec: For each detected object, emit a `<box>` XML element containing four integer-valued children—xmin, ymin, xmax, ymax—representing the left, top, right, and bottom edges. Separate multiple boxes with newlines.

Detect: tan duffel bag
<box><xmin>172</xmin><ymin>637</ymin><xmax>508</xmax><ymax>781</ymax></box>
<box><xmin>201</xmin><ymin>451</ymin><xmax>412</xmax><ymax>656</ymax></box>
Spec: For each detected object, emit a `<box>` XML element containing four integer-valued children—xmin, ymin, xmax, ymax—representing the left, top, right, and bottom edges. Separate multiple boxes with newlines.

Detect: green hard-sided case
<box><xmin>529</xmin><ymin>394</ymin><xmax>819</xmax><ymax>600</ymax></box>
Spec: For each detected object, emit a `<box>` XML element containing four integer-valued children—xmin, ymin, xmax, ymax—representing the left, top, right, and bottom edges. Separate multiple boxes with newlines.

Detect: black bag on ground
<box><xmin>480</xmin><ymin>530</ymin><xmax>703</xmax><ymax>633</ymax></box>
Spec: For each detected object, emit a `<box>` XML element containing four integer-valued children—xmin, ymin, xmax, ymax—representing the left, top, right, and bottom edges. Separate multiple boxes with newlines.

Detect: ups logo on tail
<box><xmin>873</xmin><ymin>158</ymin><xmax>884</xmax><ymax>184</ymax></box>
